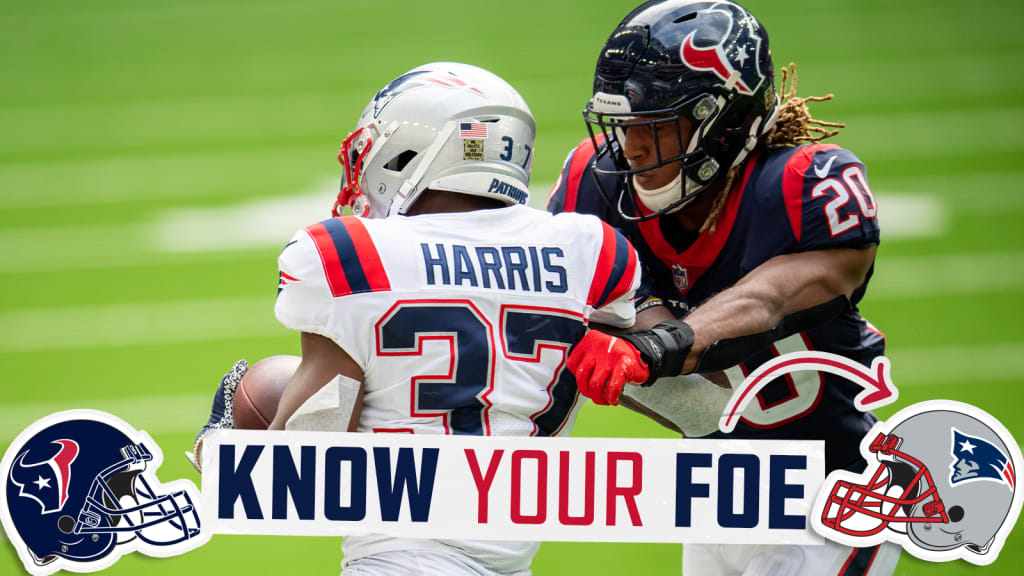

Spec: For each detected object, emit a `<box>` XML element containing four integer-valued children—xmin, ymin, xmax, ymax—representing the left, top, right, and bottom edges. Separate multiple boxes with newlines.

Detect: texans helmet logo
<box><xmin>679</xmin><ymin>2</ymin><xmax>767</xmax><ymax>95</ymax></box>
<box><xmin>9</xmin><ymin>439</ymin><xmax>78</xmax><ymax>515</ymax></box>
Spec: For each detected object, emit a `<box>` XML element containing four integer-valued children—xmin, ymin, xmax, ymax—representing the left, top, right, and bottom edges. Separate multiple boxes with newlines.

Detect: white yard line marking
<box><xmin>879</xmin><ymin>171</ymin><xmax>1024</xmax><ymax>214</ymax></box>
<box><xmin>150</xmin><ymin>188</ymin><xmax>333</xmax><ymax>253</ymax></box>
<box><xmin>840</xmin><ymin>107</ymin><xmax>1024</xmax><ymax>158</ymax></box>
<box><xmin>869</xmin><ymin>251</ymin><xmax>1024</xmax><ymax>299</ymax></box>
<box><xmin>875</xmin><ymin>193</ymin><xmax>947</xmax><ymax>239</ymax></box>
<box><xmin>0</xmin><ymin>147</ymin><xmax>329</xmax><ymax>210</ymax></box>
<box><xmin>0</xmin><ymin>180</ymin><xmax>1017</xmax><ymax>306</ymax></box>
<box><xmin>0</xmin><ymin>297</ymin><xmax>281</xmax><ymax>352</ymax></box>
<box><xmin>0</xmin><ymin>394</ymin><xmax>213</xmax><ymax>446</ymax></box>
<box><xmin>888</xmin><ymin>342</ymin><xmax>1024</xmax><ymax>389</ymax></box>
<box><xmin>152</xmin><ymin>185</ymin><xmax>946</xmax><ymax>250</ymax></box>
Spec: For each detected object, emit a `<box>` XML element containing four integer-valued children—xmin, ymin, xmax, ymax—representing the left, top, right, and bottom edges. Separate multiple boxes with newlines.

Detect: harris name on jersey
<box><xmin>420</xmin><ymin>242</ymin><xmax>567</xmax><ymax>293</ymax></box>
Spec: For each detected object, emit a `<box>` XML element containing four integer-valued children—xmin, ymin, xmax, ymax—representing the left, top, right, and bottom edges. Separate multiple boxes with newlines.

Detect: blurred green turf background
<box><xmin>1</xmin><ymin>0</ymin><xmax>1022</xmax><ymax>574</ymax></box>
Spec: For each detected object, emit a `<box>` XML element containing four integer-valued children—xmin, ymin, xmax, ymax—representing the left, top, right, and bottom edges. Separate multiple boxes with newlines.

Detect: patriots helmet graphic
<box><xmin>1</xmin><ymin>411</ymin><xmax>205</xmax><ymax>576</ymax></box>
<box><xmin>815</xmin><ymin>401</ymin><xmax>1021</xmax><ymax>565</ymax></box>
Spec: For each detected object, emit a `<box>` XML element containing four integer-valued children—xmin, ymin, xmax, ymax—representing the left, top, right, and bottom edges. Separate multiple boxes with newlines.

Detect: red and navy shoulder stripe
<box><xmin>304</xmin><ymin>217</ymin><xmax>391</xmax><ymax>298</ymax></box>
<box><xmin>588</xmin><ymin>221</ymin><xmax>638</xmax><ymax>310</ymax></box>
<box><xmin>553</xmin><ymin>134</ymin><xmax>606</xmax><ymax>213</ymax></box>
<box><xmin>781</xmin><ymin>142</ymin><xmax>840</xmax><ymax>243</ymax></box>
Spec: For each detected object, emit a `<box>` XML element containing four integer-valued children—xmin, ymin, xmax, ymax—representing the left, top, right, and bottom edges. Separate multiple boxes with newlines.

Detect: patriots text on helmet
<box><xmin>486</xmin><ymin>178</ymin><xmax>528</xmax><ymax>205</ymax></box>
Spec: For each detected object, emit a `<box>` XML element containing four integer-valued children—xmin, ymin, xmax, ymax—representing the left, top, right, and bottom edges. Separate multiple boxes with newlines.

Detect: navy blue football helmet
<box><xmin>3</xmin><ymin>416</ymin><xmax>201</xmax><ymax>572</ymax></box>
<box><xmin>584</xmin><ymin>0</ymin><xmax>780</xmax><ymax>220</ymax></box>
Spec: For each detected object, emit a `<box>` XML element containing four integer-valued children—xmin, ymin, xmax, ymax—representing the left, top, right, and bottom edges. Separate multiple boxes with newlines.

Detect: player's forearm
<box><xmin>268</xmin><ymin>379</ymin><xmax>319</xmax><ymax>430</ymax></box>
<box><xmin>270</xmin><ymin>332</ymin><xmax>365</xmax><ymax>430</ymax></box>
<box><xmin>682</xmin><ymin>283</ymin><xmax>785</xmax><ymax>372</ymax></box>
<box><xmin>682</xmin><ymin>248</ymin><xmax>874</xmax><ymax>372</ymax></box>
<box><xmin>625</xmin><ymin>248</ymin><xmax>874</xmax><ymax>377</ymax></box>
<box><xmin>268</xmin><ymin>359</ymin><xmax>349</xmax><ymax>430</ymax></box>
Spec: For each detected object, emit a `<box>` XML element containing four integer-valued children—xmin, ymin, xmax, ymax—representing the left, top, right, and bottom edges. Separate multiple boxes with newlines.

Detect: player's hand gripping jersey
<box><xmin>550</xmin><ymin>140</ymin><xmax>883</xmax><ymax>473</ymax></box>
<box><xmin>275</xmin><ymin>204</ymin><xmax>639</xmax><ymax>574</ymax></box>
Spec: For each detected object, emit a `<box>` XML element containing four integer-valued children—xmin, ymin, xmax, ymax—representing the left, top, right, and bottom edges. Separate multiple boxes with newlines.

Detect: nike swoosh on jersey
<box><xmin>813</xmin><ymin>155</ymin><xmax>838</xmax><ymax>179</ymax></box>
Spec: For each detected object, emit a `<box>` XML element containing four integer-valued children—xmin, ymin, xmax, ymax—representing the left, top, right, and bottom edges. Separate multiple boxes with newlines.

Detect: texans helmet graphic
<box><xmin>812</xmin><ymin>400</ymin><xmax>1022</xmax><ymax>565</ymax></box>
<box><xmin>1</xmin><ymin>410</ymin><xmax>207</xmax><ymax>576</ymax></box>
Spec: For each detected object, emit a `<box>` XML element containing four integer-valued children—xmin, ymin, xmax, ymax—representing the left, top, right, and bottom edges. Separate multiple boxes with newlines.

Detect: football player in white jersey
<box><xmin>199</xmin><ymin>62</ymin><xmax>645</xmax><ymax>576</ymax></box>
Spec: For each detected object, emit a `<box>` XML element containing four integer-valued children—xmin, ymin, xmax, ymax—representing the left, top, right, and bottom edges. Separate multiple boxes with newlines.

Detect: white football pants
<box><xmin>682</xmin><ymin>541</ymin><xmax>901</xmax><ymax>576</ymax></box>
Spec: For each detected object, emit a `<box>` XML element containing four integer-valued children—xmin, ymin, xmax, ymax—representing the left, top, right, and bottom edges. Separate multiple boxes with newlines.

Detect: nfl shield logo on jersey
<box><xmin>811</xmin><ymin>400</ymin><xmax>1022</xmax><ymax>565</ymax></box>
<box><xmin>1</xmin><ymin>410</ymin><xmax>208</xmax><ymax>576</ymax></box>
<box><xmin>672</xmin><ymin>264</ymin><xmax>689</xmax><ymax>293</ymax></box>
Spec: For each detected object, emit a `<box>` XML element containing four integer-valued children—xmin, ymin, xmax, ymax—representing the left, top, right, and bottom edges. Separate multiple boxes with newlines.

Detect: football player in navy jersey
<box><xmin>549</xmin><ymin>1</ymin><xmax>901</xmax><ymax>574</ymax></box>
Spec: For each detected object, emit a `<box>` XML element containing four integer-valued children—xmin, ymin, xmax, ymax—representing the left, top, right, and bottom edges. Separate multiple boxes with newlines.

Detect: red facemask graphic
<box><xmin>821</xmin><ymin>432</ymin><xmax>950</xmax><ymax>538</ymax></box>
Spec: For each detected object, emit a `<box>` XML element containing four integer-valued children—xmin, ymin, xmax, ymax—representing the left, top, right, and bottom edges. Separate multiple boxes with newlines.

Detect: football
<box><xmin>233</xmin><ymin>355</ymin><xmax>301</xmax><ymax>429</ymax></box>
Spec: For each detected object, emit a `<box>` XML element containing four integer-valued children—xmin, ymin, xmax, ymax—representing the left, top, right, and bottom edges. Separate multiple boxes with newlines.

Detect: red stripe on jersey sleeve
<box><xmin>605</xmin><ymin>241</ymin><xmax>638</xmax><ymax>308</ymax></box>
<box><xmin>340</xmin><ymin>217</ymin><xmax>391</xmax><ymax>292</ymax></box>
<box><xmin>305</xmin><ymin>222</ymin><xmax>352</xmax><ymax>298</ymax></box>
<box><xmin>781</xmin><ymin>143</ymin><xmax>839</xmax><ymax>243</ymax></box>
<box><xmin>564</xmin><ymin>134</ymin><xmax>605</xmax><ymax>213</ymax></box>
<box><xmin>587</xmin><ymin>222</ymin><xmax>618</xmax><ymax>308</ymax></box>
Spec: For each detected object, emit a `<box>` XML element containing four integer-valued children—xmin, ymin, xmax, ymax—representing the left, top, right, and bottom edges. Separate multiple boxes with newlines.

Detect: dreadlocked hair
<box><xmin>698</xmin><ymin>164</ymin><xmax>741</xmax><ymax>234</ymax></box>
<box><xmin>764</xmin><ymin>62</ymin><xmax>845</xmax><ymax>147</ymax></box>
<box><xmin>699</xmin><ymin>62</ymin><xmax>845</xmax><ymax>234</ymax></box>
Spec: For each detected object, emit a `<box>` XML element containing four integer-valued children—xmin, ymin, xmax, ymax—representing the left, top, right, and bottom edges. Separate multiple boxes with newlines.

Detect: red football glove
<box><xmin>568</xmin><ymin>330</ymin><xmax>650</xmax><ymax>406</ymax></box>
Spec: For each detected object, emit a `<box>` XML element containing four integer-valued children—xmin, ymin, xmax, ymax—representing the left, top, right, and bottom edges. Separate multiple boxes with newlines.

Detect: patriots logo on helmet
<box><xmin>278</xmin><ymin>270</ymin><xmax>300</xmax><ymax>296</ymax></box>
<box><xmin>9</xmin><ymin>439</ymin><xmax>78</xmax><ymax>515</ymax></box>
<box><xmin>950</xmin><ymin>428</ymin><xmax>1015</xmax><ymax>488</ymax></box>
<box><xmin>372</xmin><ymin>68</ymin><xmax>485</xmax><ymax>119</ymax></box>
<box><xmin>679</xmin><ymin>2</ymin><xmax>767</xmax><ymax>95</ymax></box>
<box><xmin>372</xmin><ymin>69</ymin><xmax>431</xmax><ymax>118</ymax></box>
<box><xmin>1</xmin><ymin>410</ymin><xmax>207</xmax><ymax>576</ymax></box>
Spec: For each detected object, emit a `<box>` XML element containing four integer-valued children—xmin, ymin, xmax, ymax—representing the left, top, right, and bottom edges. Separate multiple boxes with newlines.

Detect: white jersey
<box><xmin>275</xmin><ymin>204</ymin><xmax>639</xmax><ymax>574</ymax></box>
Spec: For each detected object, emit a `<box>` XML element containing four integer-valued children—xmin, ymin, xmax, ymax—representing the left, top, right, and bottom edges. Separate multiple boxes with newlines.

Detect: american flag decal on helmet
<box><xmin>459</xmin><ymin>122</ymin><xmax>488</xmax><ymax>138</ymax></box>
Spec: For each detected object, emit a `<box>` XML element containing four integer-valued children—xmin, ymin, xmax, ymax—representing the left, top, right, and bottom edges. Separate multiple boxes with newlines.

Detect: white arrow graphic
<box><xmin>720</xmin><ymin>351</ymin><xmax>899</xmax><ymax>433</ymax></box>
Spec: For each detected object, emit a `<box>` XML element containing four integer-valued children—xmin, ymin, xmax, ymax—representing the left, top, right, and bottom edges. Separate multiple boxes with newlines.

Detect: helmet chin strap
<box><xmin>392</xmin><ymin>121</ymin><xmax>457</xmax><ymax>217</ymax></box>
<box><xmin>633</xmin><ymin>166</ymin><xmax>713</xmax><ymax>214</ymax></box>
<box><xmin>633</xmin><ymin>171</ymin><xmax>685</xmax><ymax>214</ymax></box>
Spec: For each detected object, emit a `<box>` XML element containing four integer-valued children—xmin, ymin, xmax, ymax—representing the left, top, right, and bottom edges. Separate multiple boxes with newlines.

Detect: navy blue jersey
<box><xmin>548</xmin><ymin>138</ymin><xmax>884</xmax><ymax>472</ymax></box>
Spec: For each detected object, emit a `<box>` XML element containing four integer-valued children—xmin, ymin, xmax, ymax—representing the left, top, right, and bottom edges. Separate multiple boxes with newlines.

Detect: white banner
<box><xmin>202</xmin><ymin>430</ymin><xmax>824</xmax><ymax>545</ymax></box>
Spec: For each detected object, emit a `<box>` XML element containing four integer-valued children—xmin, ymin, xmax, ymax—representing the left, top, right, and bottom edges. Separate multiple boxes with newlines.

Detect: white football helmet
<box><xmin>333</xmin><ymin>62</ymin><xmax>535</xmax><ymax>218</ymax></box>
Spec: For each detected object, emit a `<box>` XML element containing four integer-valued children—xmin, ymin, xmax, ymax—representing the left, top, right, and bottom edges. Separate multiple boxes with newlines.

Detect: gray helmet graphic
<box><xmin>821</xmin><ymin>410</ymin><xmax>1016</xmax><ymax>557</ymax></box>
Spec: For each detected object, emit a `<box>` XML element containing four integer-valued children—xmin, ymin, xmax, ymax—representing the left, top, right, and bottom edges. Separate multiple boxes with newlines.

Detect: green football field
<box><xmin>2</xmin><ymin>0</ymin><xmax>1022</xmax><ymax>574</ymax></box>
